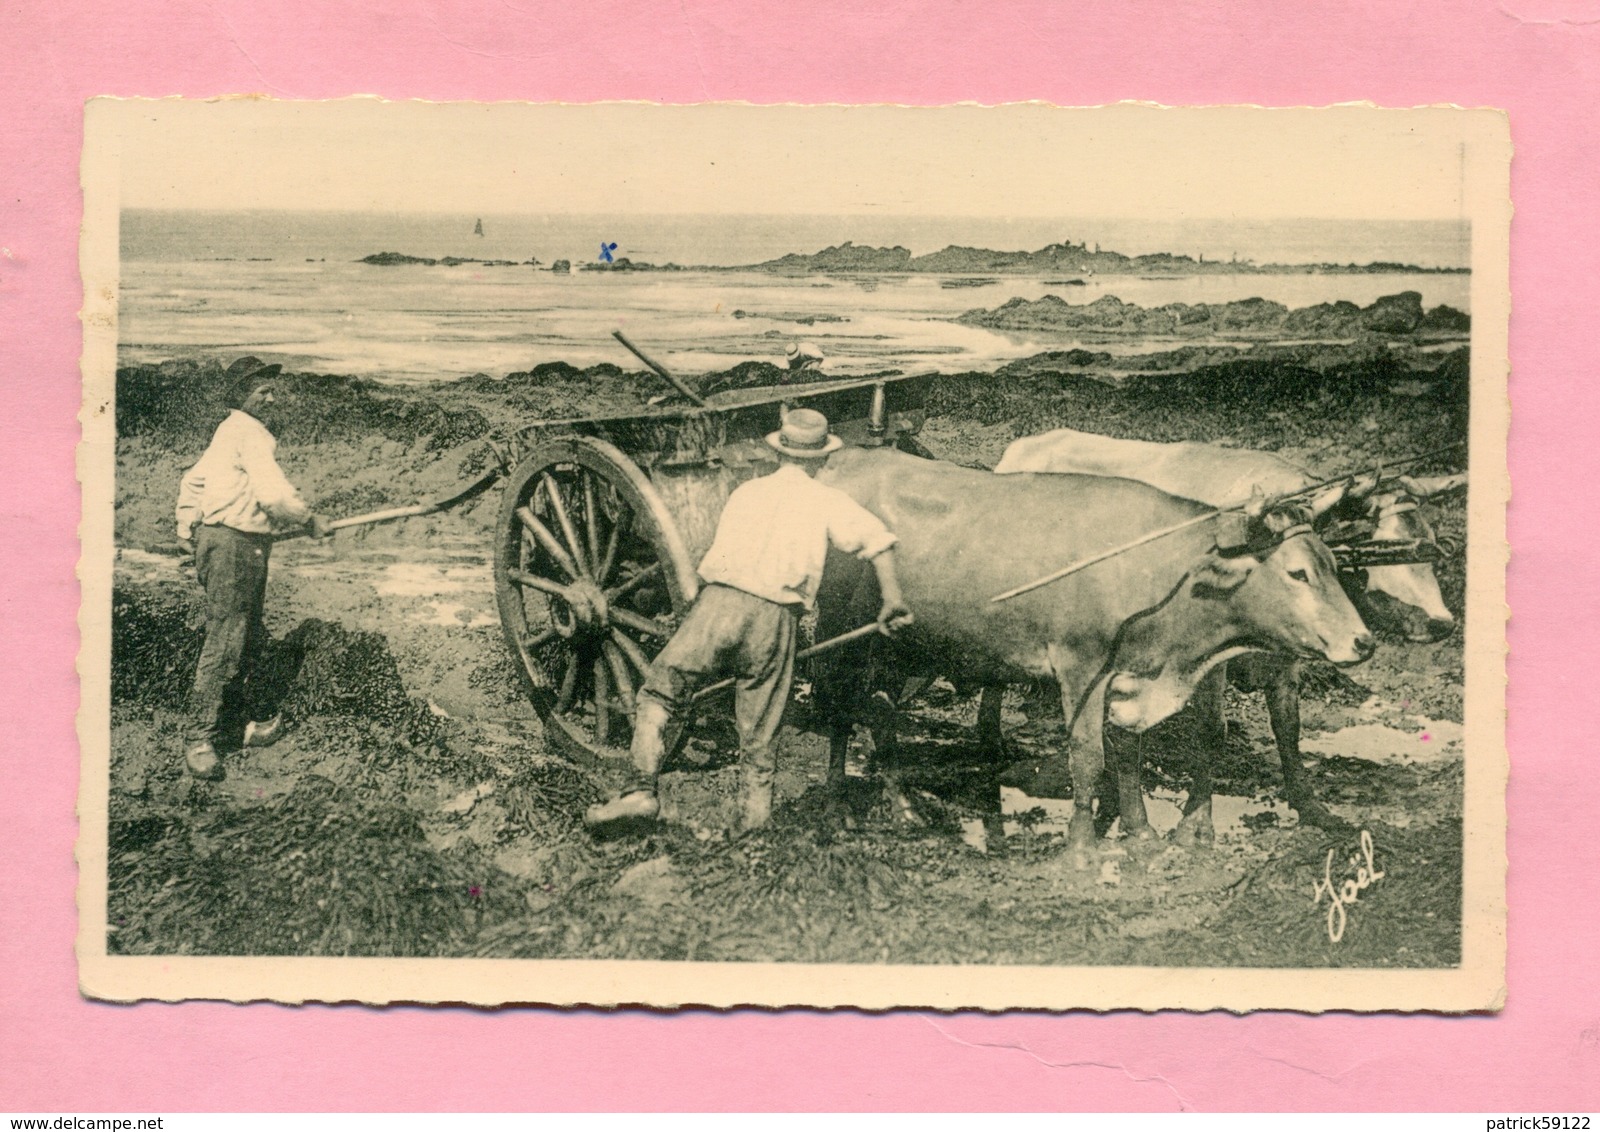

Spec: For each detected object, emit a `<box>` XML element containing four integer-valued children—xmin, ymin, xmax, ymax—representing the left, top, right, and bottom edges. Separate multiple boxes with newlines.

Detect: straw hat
<box><xmin>766</xmin><ymin>407</ymin><xmax>844</xmax><ymax>458</ymax></box>
<box><xmin>784</xmin><ymin>341</ymin><xmax>825</xmax><ymax>370</ymax></box>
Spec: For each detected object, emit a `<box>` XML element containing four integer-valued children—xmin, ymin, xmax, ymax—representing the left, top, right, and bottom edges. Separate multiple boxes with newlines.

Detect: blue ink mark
<box><xmin>599</xmin><ymin>242</ymin><xmax>618</xmax><ymax>263</ymax></box>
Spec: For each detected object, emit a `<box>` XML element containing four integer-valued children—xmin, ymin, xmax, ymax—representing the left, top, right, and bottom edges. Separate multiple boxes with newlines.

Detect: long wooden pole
<box><xmin>988</xmin><ymin>509</ymin><xmax>1224</xmax><ymax>604</ymax></box>
<box><xmin>612</xmin><ymin>329</ymin><xmax>709</xmax><ymax>407</ymax></box>
<box><xmin>310</xmin><ymin>463</ymin><xmax>502</xmax><ymax>536</ymax></box>
<box><xmin>689</xmin><ymin>621</ymin><xmax>885</xmax><ymax>702</ymax></box>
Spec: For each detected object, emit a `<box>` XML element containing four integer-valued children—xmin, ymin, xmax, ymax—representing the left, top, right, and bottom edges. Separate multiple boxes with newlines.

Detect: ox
<box><xmin>991</xmin><ymin>426</ymin><xmax>1464</xmax><ymax>834</ymax></box>
<box><xmin>812</xmin><ymin>446</ymin><xmax>1373</xmax><ymax>857</ymax></box>
<box><xmin>995</xmin><ymin>427</ymin><xmax>1463</xmax><ymax>641</ymax></box>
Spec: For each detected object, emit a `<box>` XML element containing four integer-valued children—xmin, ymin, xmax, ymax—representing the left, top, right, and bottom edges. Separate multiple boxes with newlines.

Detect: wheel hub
<box><xmin>557</xmin><ymin>578</ymin><xmax>610</xmax><ymax>639</ymax></box>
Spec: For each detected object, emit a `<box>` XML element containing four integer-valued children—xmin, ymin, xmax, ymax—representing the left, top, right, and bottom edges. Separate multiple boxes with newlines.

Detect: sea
<box><xmin>118</xmin><ymin>211</ymin><xmax>1472</xmax><ymax>384</ymax></box>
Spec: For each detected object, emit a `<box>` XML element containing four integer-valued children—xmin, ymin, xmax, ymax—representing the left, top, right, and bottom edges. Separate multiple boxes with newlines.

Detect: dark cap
<box><xmin>221</xmin><ymin>356</ymin><xmax>282</xmax><ymax>408</ymax></box>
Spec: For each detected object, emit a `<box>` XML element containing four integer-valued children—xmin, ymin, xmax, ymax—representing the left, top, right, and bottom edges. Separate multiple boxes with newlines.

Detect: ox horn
<box><xmin>1307</xmin><ymin>477</ymin><xmax>1351</xmax><ymax>521</ymax></box>
<box><xmin>1243</xmin><ymin>484</ymin><xmax>1273</xmax><ymax>519</ymax></box>
<box><xmin>1399</xmin><ymin>472</ymin><xmax>1468</xmax><ymax>498</ymax></box>
<box><xmin>1349</xmin><ymin>465</ymin><xmax>1383</xmax><ymax>500</ymax></box>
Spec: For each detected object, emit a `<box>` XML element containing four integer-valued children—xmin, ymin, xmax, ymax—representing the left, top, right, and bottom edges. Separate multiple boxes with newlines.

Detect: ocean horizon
<box><xmin>116</xmin><ymin>210</ymin><xmax>1473</xmax><ymax>384</ymax></box>
<box><xmin>121</xmin><ymin>211</ymin><xmax>1472</xmax><ymax>271</ymax></box>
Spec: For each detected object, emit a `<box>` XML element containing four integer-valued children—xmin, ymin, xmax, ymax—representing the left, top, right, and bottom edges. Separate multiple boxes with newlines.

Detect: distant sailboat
<box><xmin>473</xmin><ymin>218</ymin><xmax>484</xmax><ymax>237</ymax></box>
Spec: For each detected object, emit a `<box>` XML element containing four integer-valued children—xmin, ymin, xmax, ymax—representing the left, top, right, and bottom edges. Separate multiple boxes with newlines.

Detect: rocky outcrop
<box><xmin>578</xmin><ymin>257</ymin><xmax>684</xmax><ymax>272</ymax></box>
<box><xmin>360</xmin><ymin>252</ymin><xmax>521</xmax><ymax>268</ymax></box>
<box><xmin>749</xmin><ymin>240</ymin><xmax>1466</xmax><ymax>277</ymax></box>
<box><xmin>956</xmin><ymin>290</ymin><xmax>1467</xmax><ymax>340</ymax></box>
<box><xmin>360</xmin><ymin>251</ymin><xmax>439</xmax><ymax>265</ymax></box>
<box><xmin>755</xmin><ymin>241</ymin><xmax>914</xmax><ymax>272</ymax></box>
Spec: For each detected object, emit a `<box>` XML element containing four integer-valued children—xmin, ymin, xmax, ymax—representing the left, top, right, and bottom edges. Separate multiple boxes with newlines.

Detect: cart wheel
<box><xmin>494</xmin><ymin>436</ymin><xmax>699</xmax><ymax>762</ymax></box>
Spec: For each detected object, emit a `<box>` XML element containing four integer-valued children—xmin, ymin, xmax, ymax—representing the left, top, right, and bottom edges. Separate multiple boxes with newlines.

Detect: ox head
<box><xmin>1193</xmin><ymin>498</ymin><xmax>1376</xmax><ymax>668</ymax></box>
<box><xmin>1105</xmin><ymin>502</ymin><xmax>1374</xmax><ymax>733</ymax></box>
<box><xmin>1310</xmin><ymin>470</ymin><xmax>1465</xmax><ymax>643</ymax></box>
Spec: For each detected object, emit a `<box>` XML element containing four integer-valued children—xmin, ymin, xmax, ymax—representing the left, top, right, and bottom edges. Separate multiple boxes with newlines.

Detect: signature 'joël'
<box><xmin>1312</xmin><ymin>829</ymin><xmax>1386</xmax><ymax>943</ymax></box>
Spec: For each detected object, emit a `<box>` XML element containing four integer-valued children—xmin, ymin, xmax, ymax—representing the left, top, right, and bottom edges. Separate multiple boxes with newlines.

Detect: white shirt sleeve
<box><xmin>824</xmin><ymin>486</ymin><xmax>898</xmax><ymax>560</ymax></box>
<box><xmin>175</xmin><ymin>464</ymin><xmax>205</xmax><ymax>540</ymax></box>
<box><xmin>237</xmin><ymin>422</ymin><xmax>311</xmax><ymax>528</ymax></box>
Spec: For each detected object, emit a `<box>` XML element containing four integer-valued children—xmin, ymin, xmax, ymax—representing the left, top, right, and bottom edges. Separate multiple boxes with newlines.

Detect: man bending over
<box><xmin>585</xmin><ymin>407</ymin><xmax>912</xmax><ymax>833</ymax></box>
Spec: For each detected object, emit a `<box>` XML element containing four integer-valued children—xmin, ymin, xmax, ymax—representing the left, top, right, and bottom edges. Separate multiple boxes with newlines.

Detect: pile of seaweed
<box><xmin>111</xmin><ymin>577</ymin><xmax>205</xmax><ymax>710</ymax></box>
<box><xmin>116</xmin><ymin>358</ymin><xmax>489</xmax><ymax>450</ymax></box>
<box><xmin>109</xmin><ymin>774</ymin><xmax>524</xmax><ymax>956</ymax></box>
<box><xmin>111</xmin><ymin>581</ymin><xmax>436</xmax><ymax>737</ymax></box>
<box><xmin>473</xmin><ymin>804</ymin><xmax>968</xmax><ymax>964</ymax></box>
<box><xmin>926</xmin><ymin>345</ymin><xmax>1469</xmax><ymax>462</ymax></box>
<box><xmin>448</xmin><ymin>358</ymin><xmax>854</xmax><ymax>419</ymax></box>
<box><xmin>107</xmin><ymin>580</ymin><xmax>601</xmax><ymax>956</ymax></box>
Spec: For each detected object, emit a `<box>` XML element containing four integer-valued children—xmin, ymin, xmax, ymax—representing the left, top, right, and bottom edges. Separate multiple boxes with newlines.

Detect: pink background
<box><xmin>4</xmin><ymin>0</ymin><xmax>1596</xmax><ymax>1111</ymax></box>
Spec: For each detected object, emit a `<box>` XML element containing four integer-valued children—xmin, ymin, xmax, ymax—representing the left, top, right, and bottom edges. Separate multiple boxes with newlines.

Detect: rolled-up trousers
<box><xmin>630</xmin><ymin>584</ymin><xmax>799</xmax><ymax>798</ymax></box>
<box><xmin>190</xmin><ymin>524</ymin><xmax>274</xmax><ymax>746</ymax></box>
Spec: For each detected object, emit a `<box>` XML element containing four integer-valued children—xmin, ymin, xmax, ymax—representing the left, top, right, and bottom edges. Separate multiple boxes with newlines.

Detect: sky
<box><xmin>93</xmin><ymin>99</ymin><xmax>1497</xmax><ymax>220</ymax></box>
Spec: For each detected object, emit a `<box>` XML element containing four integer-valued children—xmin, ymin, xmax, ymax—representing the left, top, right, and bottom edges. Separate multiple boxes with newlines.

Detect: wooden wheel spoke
<box><xmin>597</xmin><ymin>502</ymin><xmax>625</xmax><ymax>587</ymax></box>
<box><xmin>517</xmin><ymin>506</ymin><xmax>580</xmax><ymax>581</ymax></box>
<box><xmin>611</xmin><ymin>607</ymin><xmax>671</xmax><ymax>640</ymax></box>
<box><xmin>601</xmin><ymin>640</ymin><xmax>637</xmax><ymax>718</ymax></box>
<box><xmin>609</xmin><ymin>628</ymin><xmax>654</xmax><ymax>678</ymax></box>
<box><xmin>581</xmin><ymin>471</ymin><xmax>603</xmax><ymax>579</ymax></box>
<box><xmin>555</xmin><ymin>655</ymin><xmax>579</xmax><ymax>713</ymax></box>
<box><xmin>605</xmin><ymin>560</ymin><xmax>663</xmax><ymax>603</ymax></box>
<box><xmin>540</xmin><ymin>473</ymin><xmax>591</xmax><ymax>578</ymax></box>
<box><xmin>593</xmin><ymin>656</ymin><xmax>612</xmax><ymax>745</ymax></box>
<box><xmin>508</xmin><ymin>568</ymin><xmax>577</xmax><ymax>602</ymax></box>
<box><xmin>521</xmin><ymin>627</ymin><xmax>558</xmax><ymax>653</ymax></box>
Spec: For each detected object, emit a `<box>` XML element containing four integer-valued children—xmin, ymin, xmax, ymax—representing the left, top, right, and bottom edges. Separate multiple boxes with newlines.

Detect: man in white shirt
<box><xmin>174</xmin><ymin>357</ymin><xmax>326</xmax><ymax>780</ymax></box>
<box><xmin>586</xmin><ymin>407</ymin><xmax>912</xmax><ymax>833</ymax></box>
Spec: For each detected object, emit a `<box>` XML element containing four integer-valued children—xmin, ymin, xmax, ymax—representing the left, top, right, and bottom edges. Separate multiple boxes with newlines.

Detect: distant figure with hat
<box><xmin>174</xmin><ymin>357</ymin><xmax>329</xmax><ymax>780</ymax></box>
<box><xmin>585</xmin><ymin>407</ymin><xmax>913</xmax><ymax>833</ymax></box>
<box><xmin>784</xmin><ymin>341</ymin><xmax>825</xmax><ymax>373</ymax></box>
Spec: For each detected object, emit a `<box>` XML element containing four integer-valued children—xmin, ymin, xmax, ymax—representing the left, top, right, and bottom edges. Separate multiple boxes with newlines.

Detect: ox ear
<box><xmin>1400</xmin><ymin>472</ymin><xmax>1468</xmax><ymax>498</ymax></box>
<box><xmin>1190</xmin><ymin>551</ymin><xmax>1256</xmax><ymax>598</ymax></box>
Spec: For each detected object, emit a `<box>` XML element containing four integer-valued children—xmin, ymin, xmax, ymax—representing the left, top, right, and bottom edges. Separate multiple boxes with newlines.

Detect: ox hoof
<box><xmin>1067</xmin><ymin>826</ymin><xmax>1099</xmax><ymax>871</ymax></box>
<box><xmin>823</xmin><ymin>793</ymin><xmax>858</xmax><ymax>833</ymax></box>
<box><xmin>584</xmin><ymin>790</ymin><xmax>660</xmax><ymax>835</ymax></box>
<box><xmin>1293</xmin><ymin>803</ymin><xmax>1354</xmax><ymax>835</ymax></box>
<box><xmin>885</xmin><ymin>791</ymin><xmax>922</xmax><ymax>827</ymax></box>
<box><xmin>1172</xmin><ymin>817</ymin><xmax>1215</xmax><ymax>848</ymax></box>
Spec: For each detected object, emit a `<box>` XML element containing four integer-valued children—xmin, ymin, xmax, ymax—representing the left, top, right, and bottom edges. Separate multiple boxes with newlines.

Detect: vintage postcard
<box><xmin>78</xmin><ymin>100</ymin><xmax>1508</xmax><ymax>1010</ymax></box>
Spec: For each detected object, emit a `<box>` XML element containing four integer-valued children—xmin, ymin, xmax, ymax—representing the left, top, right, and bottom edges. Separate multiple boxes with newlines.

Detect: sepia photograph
<box><xmin>77</xmin><ymin>100</ymin><xmax>1508</xmax><ymax>1010</ymax></box>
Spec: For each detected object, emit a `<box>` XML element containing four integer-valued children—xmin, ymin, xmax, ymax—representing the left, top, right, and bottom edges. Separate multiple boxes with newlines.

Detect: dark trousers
<box><xmin>632</xmin><ymin>584</ymin><xmax>800</xmax><ymax>791</ymax></box>
<box><xmin>190</xmin><ymin>524</ymin><xmax>273</xmax><ymax>746</ymax></box>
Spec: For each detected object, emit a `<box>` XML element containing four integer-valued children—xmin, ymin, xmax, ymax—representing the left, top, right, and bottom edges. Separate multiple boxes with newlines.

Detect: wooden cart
<box><xmin>490</xmin><ymin>372</ymin><xmax>939</xmax><ymax>761</ymax></box>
